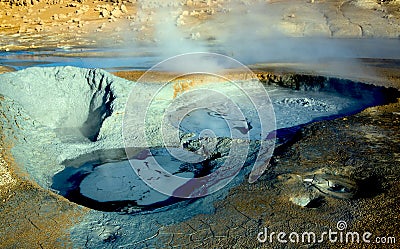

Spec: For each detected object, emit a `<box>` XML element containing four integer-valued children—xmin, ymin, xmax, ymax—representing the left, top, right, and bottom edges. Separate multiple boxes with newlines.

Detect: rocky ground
<box><xmin>154</xmin><ymin>84</ymin><xmax>400</xmax><ymax>248</ymax></box>
<box><xmin>0</xmin><ymin>0</ymin><xmax>400</xmax><ymax>50</ymax></box>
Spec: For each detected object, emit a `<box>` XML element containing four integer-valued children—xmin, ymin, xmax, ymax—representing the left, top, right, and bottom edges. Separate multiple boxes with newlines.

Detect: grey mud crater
<box><xmin>0</xmin><ymin>66</ymin><xmax>399</xmax><ymax>247</ymax></box>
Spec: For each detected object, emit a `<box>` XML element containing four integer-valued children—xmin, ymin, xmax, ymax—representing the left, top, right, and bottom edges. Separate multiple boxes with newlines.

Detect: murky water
<box><xmin>0</xmin><ymin>48</ymin><xmax>161</xmax><ymax>71</ymax></box>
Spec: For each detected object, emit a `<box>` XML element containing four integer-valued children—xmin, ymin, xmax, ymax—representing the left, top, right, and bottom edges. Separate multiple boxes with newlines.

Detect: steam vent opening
<box><xmin>36</xmin><ymin>67</ymin><xmax>400</xmax><ymax>214</ymax></box>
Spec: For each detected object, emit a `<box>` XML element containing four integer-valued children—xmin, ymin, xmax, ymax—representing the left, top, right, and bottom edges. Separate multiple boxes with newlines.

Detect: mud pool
<box><xmin>51</xmin><ymin>78</ymin><xmax>398</xmax><ymax>213</ymax></box>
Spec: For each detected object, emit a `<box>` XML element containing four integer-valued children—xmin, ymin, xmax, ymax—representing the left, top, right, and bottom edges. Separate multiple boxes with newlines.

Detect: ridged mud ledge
<box><xmin>0</xmin><ymin>66</ymin><xmax>399</xmax><ymax>248</ymax></box>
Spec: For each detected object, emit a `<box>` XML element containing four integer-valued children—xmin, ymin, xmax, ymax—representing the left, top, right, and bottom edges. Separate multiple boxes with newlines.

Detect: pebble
<box><xmin>176</xmin><ymin>15</ymin><xmax>185</xmax><ymax>26</ymax></box>
<box><xmin>290</xmin><ymin>195</ymin><xmax>315</xmax><ymax>207</ymax></box>
<box><xmin>120</xmin><ymin>4</ymin><xmax>127</xmax><ymax>13</ymax></box>
<box><xmin>111</xmin><ymin>8</ymin><xmax>122</xmax><ymax>18</ymax></box>
<box><xmin>190</xmin><ymin>32</ymin><xmax>201</xmax><ymax>40</ymax></box>
<box><xmin>100</xmin><ymin>9</ymin><xmax>110</xmax><ymax>18</ymax></box>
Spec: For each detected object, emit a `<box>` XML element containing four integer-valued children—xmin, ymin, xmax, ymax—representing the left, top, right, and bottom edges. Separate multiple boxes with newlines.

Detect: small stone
<box><xmin>182</xmin><ymin>10</ymin><xmax>189</xmax><ymax>16</ymax></box>
<box><xmin>190</xmin><ymin>32</ymin><xmax>201</xmax><ymax>40</ymax></box>
<box><xmin>111</xmin><ymin>8</ymin><xmax>122</xmax><ymax>18</ymax></box>
<box><xmin>120</xmin><ymin>4</ymin><xmax>128</xmax><ymax>13</ymax></box>
<box><xmin>290</xmin><ymin>195</ymin><xmax>314</xmax><ymax>207</ymax></box>
<box><xmin>206</xmin><ymin>8</ymin><xmax>215</xmax><ymax>15</ymax></box>
<box><xmin>100</xmin><ymin>9</ymin><xmax>110</xmax><ymax>18</ymax></box>
<box><xmin>176</xmin><ymin>18</ymin><xmax>185</xmax><ymax>26</ymax></box>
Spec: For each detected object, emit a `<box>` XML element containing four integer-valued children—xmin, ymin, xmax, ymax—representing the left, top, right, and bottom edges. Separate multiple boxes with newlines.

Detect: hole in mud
<box><xmin>305</xmin><ymin>197</ymin><xmax>325</xmax><ymax>208</ymax></box>
<box><xmin>51</xmin><ymin>76</ymin><xmax>400</xmax><ymax>213</ymax></box>
<box><xmin>355</xmin><ymin>175</ymin><xmax>383</xmax><ymax>199</ymax></box>
<box><xmin>80</xmin><ymin>84</ymin><xmax>115</xmax><ymax>142</ymax></box>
